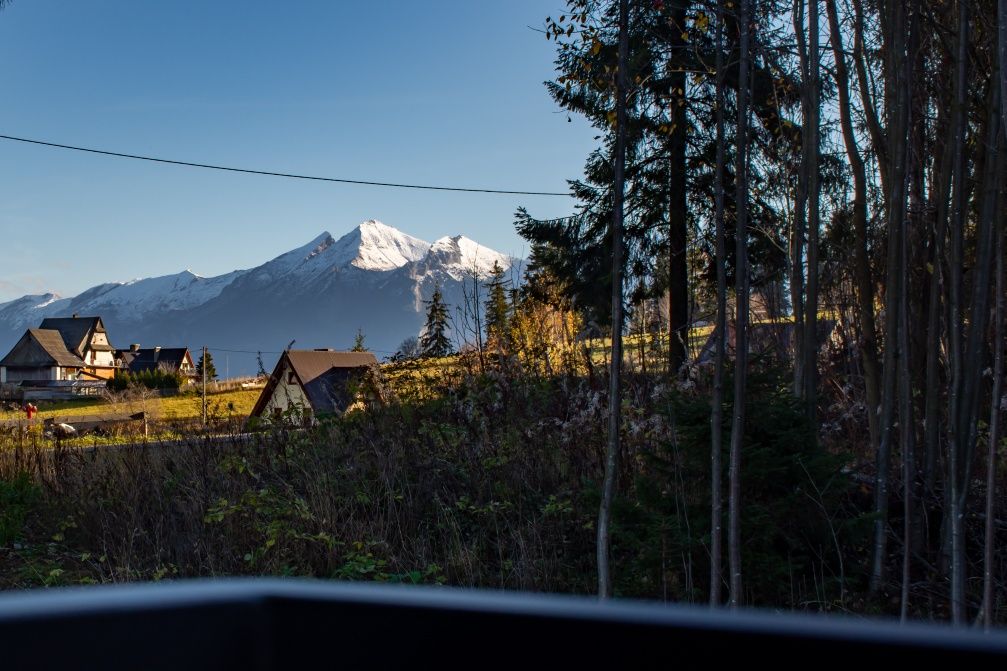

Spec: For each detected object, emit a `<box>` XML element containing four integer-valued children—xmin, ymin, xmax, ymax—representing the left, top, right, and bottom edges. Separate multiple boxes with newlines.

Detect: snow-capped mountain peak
<box><xmin>331</xmin><ymin>220</ymin><xmax>432</xmax><ymax>272</ymax></box>
<box><xmin>424</xmin><ymin>235</ymin><xmax>511</xmax><ymax>280</ymax></box>
<box><xmin>0</xmin><ymin>220</ymin><xmax>520</xmax><ymax>373</ymax></box>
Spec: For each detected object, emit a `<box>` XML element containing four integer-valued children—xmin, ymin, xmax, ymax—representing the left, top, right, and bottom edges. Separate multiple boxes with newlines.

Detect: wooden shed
<box><xmin>250</xmin><ymin>350</ymin><xmax>378</xmax><ymax>423</ymax></box>
<box><xmin>0</xmin><ymin>328</ymin><xmax>87</xmax><ymax>384</ymax></box>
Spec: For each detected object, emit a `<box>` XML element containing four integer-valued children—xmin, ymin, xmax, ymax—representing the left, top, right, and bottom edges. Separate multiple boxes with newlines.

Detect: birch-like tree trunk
<box><xmin>984</xmin><ymin>0</ymin><xmax>1007</xmax><ymax>629</ymax></box>
<box><xmin>728</xmin><ymin>0</ymin><xmax>752</xmax><ymax>610</ymax></box>
<box><xmin>946</xmin><ymin>0</ymin><xmax>970</xmax><ymax>622</ymax></box>
<box><xmin>870</xmin><ymin>0</ymin><xmax>910</xmax><ymax>596</ymax></box>
<box><xmin>824</xmin><ymin>0</ymin><xmax>881</xmax><ymax>466</ymax></box>
<box><xmin>802</xmin><ymin>0</ymin><xmax>821</xmax><ymax>422</ymax></box>
<box><xmin>709</xmin><ymin>0</ymin><xmax>728</xmax><ymax>608</ymax></box>
<box><xmin>791</xmin><ymin>0</ymin><xmax>807</xmax><ymax>399</ymax></box>
<box><xmin>597</xmin><ymin>0</ymin><xmax>629</xmax><ymax>600</ymax></box>
<box><xmin>982</xmin><ymin>167</ymin><xmax>1004</xmax><ymax>630</ymax></box>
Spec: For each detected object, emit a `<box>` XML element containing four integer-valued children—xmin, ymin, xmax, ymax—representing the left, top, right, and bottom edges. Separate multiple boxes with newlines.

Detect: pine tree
<box><xmin>196</xmin><ymin>350</ymin><xmax>217</xmax><ymax>381</ymax></box>
<box><xmin>420</xmin><ymin>287</ymin><xmax>453</xmax><ymax>358</ymax></box>
<box><xmin>485</xmin><ymin>261</ymin><xmax>511</xmax><ymax>348</ymax></box>
<box><xmin>352</xmin><ymin>328</ymin><xmax>367</xmax><ymax>352</ymax></box>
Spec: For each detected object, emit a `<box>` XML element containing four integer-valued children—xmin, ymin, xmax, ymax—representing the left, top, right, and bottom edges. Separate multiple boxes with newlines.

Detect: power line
<box><xmin>0</xmin><ymin>133</ymin><xmax>573</xmax><ymax>197</ymax></box>
<box><xmin>206</xmin><ymin>346</ymin><xmax>398</xmax><ymax>355</ymax></box>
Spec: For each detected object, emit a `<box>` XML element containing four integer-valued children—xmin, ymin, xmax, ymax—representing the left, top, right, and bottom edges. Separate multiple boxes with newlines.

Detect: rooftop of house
<box><xmin>0</xmin><ymin>328</ymin><xmax>87</xmax><ymax>368</ymax></box>
<box><xmin>254</xmin><ymin>349</ymin><xmax>378</xmax><ymax>416</ymax></box>
<box><xmin>117</xmin><ymin>347</ymin><xmax>193</xmax><ymax>373</ymax></box>
<box><xmin>38</xmin><ymin>316</ymin><xmax>113</xmax><ymax>355</ymax></box>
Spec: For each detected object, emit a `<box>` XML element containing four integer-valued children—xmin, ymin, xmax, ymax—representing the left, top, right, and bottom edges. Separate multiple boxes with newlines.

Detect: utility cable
<box><xmin>0</xmin><ymin>133</ymin><xmax>573</xmax><ymax>197</ymax></box>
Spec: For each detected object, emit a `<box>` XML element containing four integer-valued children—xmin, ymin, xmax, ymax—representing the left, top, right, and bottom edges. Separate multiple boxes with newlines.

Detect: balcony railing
<box><xmin>0</xmin><ymin>579</ymin><xmax>1005</xmax><ymax>669</ymax></box>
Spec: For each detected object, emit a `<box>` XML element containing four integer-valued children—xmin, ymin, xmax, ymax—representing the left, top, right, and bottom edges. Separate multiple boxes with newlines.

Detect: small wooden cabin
<box><xmin>250</xmin><ymin>349</ymin><xmax>378</xmax><ymax>423</ymax></box>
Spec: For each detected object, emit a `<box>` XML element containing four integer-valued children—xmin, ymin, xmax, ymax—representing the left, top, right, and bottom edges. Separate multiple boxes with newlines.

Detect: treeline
<box><xmin>516</xmin><ymin>0</ymin><xmax>1007</xmax><ymax>623</ymax></box>
<box><xmin>107</xmin><ymin>369</ymin><xmax>186</xmax><ymax>392</ymax></box>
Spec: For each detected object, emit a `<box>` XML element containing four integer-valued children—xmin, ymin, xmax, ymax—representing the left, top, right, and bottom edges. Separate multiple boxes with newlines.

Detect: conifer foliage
<box><xmin>420</xmin><ymin>287</ymin><xmax>453</xmax><ymax>358</ymax></box>
<box><xmin>196</xmin><ymin>350</ymin><xmax>217</xmax><ymax>381</ymax></box>
<box><xmin>485</xmin><ymin>261</ymin><xmax>511</xmax><ymax>348</ymax></box>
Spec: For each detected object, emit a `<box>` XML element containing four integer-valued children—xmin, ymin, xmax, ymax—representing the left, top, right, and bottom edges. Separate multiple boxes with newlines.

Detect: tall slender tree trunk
<box><xmin>597</xmin><ymin>0</ymin><xmax>629</xmax><ymax>600</ymax></box>
<box><xmin>951</xmin><ymin>67</ymin><xmax>1001</xmax><ymax>624</ymax></box>
<box><xmin>983</xmin><ymin>169</ymin><xmax>1004</xmax><ymax>630</ymax></box>
<box><xmin>792</xmin><ymin>0</ymin><xmax>808</xmax><ymax>399</ymax></box>
<box><xmin>899</xmin><ymin>160</ymin><xmax>915</xmax><ymax>623</ymax></box>
<box><xmin>825</xmin><ymin>0</ymin><xmax>881</xmax><ymax>463</ymax></box>
<box><xmin>803</xmin><ymin>0</ymin><xmax>821</xmax><ymax>422</ymax></box>
<box><xmin>870</xmin><ymin>0</ymin><xmax>910</xmax><ymax>597</ymax></box>
<box><xmin>899</xmin><ymin>7</ymin><xmax>920</xmax><ymax>622</ymax></box>
<box><xmin>709</xmin><ymin>0</ymin><xmax>728</xmax><ymax>608</ymax></box>
<box><xmin>728</xmin><ymin>0</ymin><xmax>752</xmax><ymax>610</ymax></box>
<box><xmin>924</xmin><ymin>63</ymin><xmax>956</xmax><ymax>496</ymax></box>
<box><xmin>668</xmin><ymin>0</ymin><xmax>690</xmax><ymax>376</ymax></box>
<box><xmin>946</xmin><ymin>0</ymin><xmax>970</xmax><ymax>623</ymax></box>
<box><xmin>984</xmin><ymin>0</ymin><xmax>1007</xmax><ymax>629</ymax></box>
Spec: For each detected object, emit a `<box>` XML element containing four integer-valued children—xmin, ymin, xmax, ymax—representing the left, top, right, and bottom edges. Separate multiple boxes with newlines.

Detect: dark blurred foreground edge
<box><xmin>0</xmin><ymin>580</ymin><xmax>1005</xmax><ymax>670</ymax></box>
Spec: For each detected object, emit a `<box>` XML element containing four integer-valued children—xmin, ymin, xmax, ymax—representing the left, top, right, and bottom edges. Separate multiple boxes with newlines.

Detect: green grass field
<box><xmin>0</xmin><ymin>388</ymin><xmax>261</xmax><ymax>423</ymax></box>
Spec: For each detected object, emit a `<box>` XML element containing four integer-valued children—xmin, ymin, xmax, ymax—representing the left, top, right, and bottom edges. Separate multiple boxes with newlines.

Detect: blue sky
<box><xmin>0</xmin><ymin>1</ymin><xmax>595</xmax><ymax>302</ymax></box>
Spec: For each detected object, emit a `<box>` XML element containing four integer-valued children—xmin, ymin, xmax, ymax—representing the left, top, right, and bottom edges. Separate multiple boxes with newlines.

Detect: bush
<box><xmin>108</xmin><ymin>369</ymin><xmax>184</xmax><ymax>392</ymax></box>
<box><xmin>0</xmin><ymin>473</ymin><xmax>40</xmax><ymax>546</ymax></box>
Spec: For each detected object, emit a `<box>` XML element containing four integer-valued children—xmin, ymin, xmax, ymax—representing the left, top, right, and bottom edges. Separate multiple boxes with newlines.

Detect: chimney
<box><xmin>130</xmin><ymin>344</ymin><xmax>140</xmax><ymax>352</ymax></box>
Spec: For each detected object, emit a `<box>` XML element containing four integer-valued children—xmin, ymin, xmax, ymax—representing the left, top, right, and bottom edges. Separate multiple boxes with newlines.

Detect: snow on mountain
<box><xmin>0</xmin><ymin>293</ymin><xmax>72</xmax><ymax>332</ymax></box>
<box><xmin>334</xmin><ymin>220</ymin><xmax>431</xmax><ymax>272</ymax></box>
<box><xmin>74</xmin><ymin>269</ymin><xmax>248</xmax><ymax>313</ymax></box>
<box><xmin>0</xmin><ymin>221</ymin><xmax>519</xmax><ymax>372</ymax></box>
<box><xmin>419</xmin><ymin>235</ymin><xmax>513</xmax><ymax>281</ymax></box>
<box><xmin>236</xmin><ymin>220</ymin><xmax>432</xmax><ymax>289</ymax></box>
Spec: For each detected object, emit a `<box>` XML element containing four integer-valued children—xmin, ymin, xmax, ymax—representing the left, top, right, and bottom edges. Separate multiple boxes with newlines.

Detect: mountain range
<box><xmin>0</xmin><ymin>221</ymin><xmax>518</xmax><ymax>375</ymax></box>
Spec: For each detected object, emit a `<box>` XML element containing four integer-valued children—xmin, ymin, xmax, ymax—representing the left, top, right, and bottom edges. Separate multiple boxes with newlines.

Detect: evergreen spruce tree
<box><xmin>485</xmin><ymin>261</ymin><xmax>511</xmax><ymax>348</ymax></box>
<box><xmin>352</xmin><ymin>328</ymin><xmax>367</xmax><ymax>352</ymax></box>
<box><xmin>420</xmin><ymin>287</ymin><xmax>453</xmax><ymax>358</ymax></box>
<box><xmin>196</xmin><ymin>350</ymin><xmax>217</xmax><ymax>381</ymax></box>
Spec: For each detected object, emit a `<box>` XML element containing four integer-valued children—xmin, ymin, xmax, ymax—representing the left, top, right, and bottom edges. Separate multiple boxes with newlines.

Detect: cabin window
<box><xmin>287</xmin><ymin>371</ymin><xmax>296</xmax><ymax>385</ymax></box>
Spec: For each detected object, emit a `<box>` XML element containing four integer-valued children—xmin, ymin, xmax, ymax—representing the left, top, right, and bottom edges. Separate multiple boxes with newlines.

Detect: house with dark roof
<box><xmin>115</xmin><ymin>345</ymin><xmax>196</xmax><ymax>379</ymax></box>
<box><xmin>250</xmin><ymin>350</ymin><xmax>378</xmax><ymax>423</ymax></box>
<box><xmin>36</xmin><ymin>316</ymin><xmax>117</xmax><ymax>380</ymax></box>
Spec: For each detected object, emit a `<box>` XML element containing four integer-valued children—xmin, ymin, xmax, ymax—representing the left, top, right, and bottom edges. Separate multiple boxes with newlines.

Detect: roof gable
<box><xmin>251</xmin><ymin>350</ymin><xmax>378</xmax><ymax>417</ymax></box>
<box><xmin>285</xmin><ymin>351</ymin><xmax>378</xmax><ymax>385</ymax></box>
<box><xmin>0</xmin><ymin>329</ymin><xmax>86</xmax><ymax>368</ymax></box>
<box><xmin>37</xmin><ymin>316</ymin><xmax>107</xmax><ymax>357</ymax></box>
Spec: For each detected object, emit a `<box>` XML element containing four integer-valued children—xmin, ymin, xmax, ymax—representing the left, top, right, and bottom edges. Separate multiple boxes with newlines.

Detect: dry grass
<box><xmin>0</xmin><ymin>389</ymin><xmax>261</xmax><ymax>423</ymax></box>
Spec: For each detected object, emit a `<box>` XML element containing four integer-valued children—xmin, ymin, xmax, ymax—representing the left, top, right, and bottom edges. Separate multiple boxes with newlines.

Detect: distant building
<box><xmin>0</xmin><ymin>327</ymin><xmax>109</xmax><ymax>399</ymax></box>
<box><xmin>37</xmin><ymin>315</ymin><xmax>117</xmax><ymax>380</ymax></box>
<box><xmin>0</xmin><ymin>315</ymin><xmax>118</xmax><ymax>385</ymax></box>
<box><xmin>250</xmin><ymin>349</ymin><xmax>378</xmax><ymax>423</ymax></box>
<box><xmin>116</xmin><ymin>345</ymin><xmax>196</xmax><ymax>379</ymax></box>
<box><xmin>0</xmin><ymin>328</ymin><xmax>88</xmax><ymax>384</ymax></box>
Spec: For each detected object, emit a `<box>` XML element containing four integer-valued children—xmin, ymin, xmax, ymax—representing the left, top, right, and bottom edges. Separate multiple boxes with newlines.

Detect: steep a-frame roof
<box><xmin>0</xmin><ymin>329</ymin><xmax>87</xmax><ymax>368</ymax></box>
<box><xmin>38</xmin><ymin>316</ymin><xmax>113</xmax><ymax>355</ymax></box>
<box><xmin>251</xmin><ymin>350</ymin><xmax>378</xmax><ymax>417</ymax></box>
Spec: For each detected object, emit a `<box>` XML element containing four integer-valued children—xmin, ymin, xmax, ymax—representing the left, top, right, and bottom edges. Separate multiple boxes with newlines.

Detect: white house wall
<box><xmin>262</xmin><ymin>360</ymin><xmax>312</xmax><ymax>419</ymax></box>
<box><xmin>91</xmin><ymin>351</ymin><xmax>115</xmax><ymax>367</ymax></box>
